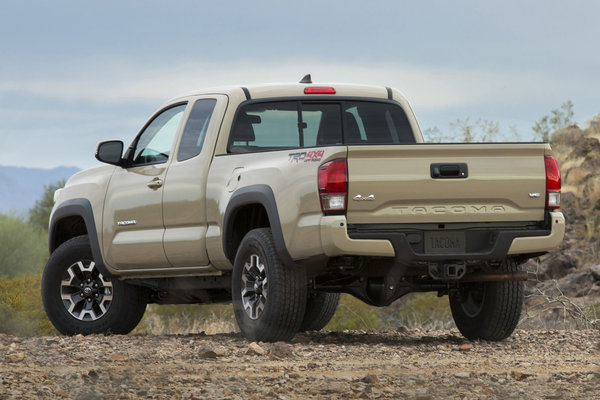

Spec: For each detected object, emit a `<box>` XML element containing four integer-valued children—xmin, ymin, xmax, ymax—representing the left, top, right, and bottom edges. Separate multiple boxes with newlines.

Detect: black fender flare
<box><xmin>49</xmin><ymin>198</ymin><xmax>107</xmax><ymax>273</ymax></box>
<box><xmin>222</xmin><ymin>185</ymin><xmax>293</xmax><ymax>265</ymax></box>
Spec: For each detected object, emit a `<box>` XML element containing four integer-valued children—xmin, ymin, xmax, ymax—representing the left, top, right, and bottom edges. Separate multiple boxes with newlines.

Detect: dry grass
<box><xmin>133</xmin><ymin>304</ymin><xmax>238</xmax><ymax>335</ymax></box>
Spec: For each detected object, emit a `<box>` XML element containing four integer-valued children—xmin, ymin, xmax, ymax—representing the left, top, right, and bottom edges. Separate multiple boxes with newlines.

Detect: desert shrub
<box><xmin>133</xmin><ymin>304</ymin><xmax>237</xmax><ymax>335</ymax></box>
<box><xmin>533</xmin><ymin>101</ymin><xmax>574</xmax><ymax>142</ymax></box>
<box><xmin>425</xmin><ymin>118</ymin><xmax>516</xmax><ymax>143</ymax></box>
<box><xmin>325</xmin><ymin>294</ymin><xmax>383</xmax><ymax>331</ymax></box>
<box><xmin>381</xmin><ymin>292</ymin><xmax>454</xmax><ymax>330</ymax></box>
<box><xmin>586</xmin><ymin>302</ymin><xmax>600</xmax><ymax>326</ymax></box>
<box><xmin>0</xmin><ymin>213</ymin><xmax>48</xmax><ymax>278</ymax></box>
<box><xmin>0</xmin><ymin>273</ymin><xmax>55</xmax><ymax>336</ymax></box>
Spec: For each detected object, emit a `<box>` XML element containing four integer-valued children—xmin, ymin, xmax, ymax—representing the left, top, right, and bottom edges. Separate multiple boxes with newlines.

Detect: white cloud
<box><xmin>0</xmin><ymin>59</ymin><xmax>567</xmax><ymax>112</ymax></box>
<box><xmin>1</xmin><ymin>58</ymin><xmax>593</xmax><ymax>169</ymax></box>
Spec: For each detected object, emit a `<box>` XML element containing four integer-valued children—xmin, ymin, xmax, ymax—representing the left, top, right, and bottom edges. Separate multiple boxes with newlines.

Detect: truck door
<box><xmin>162</xmin><ymin>95</ymin><xmax>227</xmax><ymax>268</ymax></box>
<box><xmin>102</xmin><ymin>103</ymin><xmax>187</xmax><ymax>270</ymax></box>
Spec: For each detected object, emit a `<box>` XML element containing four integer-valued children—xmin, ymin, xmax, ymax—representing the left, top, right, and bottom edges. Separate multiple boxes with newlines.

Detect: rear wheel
<box><xmin>42</xmin><ymin>235</ymin><xmax>147</xmax><ymax>335</ymax></box>
<box><xmin>232</xmin><ymin>228</ymin><xmax>307</xmax><ymax>342</ymax></box>
<box><xmin>449</xmin><ymin>258</ymin><xmax>523</xmax><ymax>341</ymax></box>
<box><xmin>300</xmin><ymin>292</ymin><xmax>340</xmax><ymax>331</ymax></box>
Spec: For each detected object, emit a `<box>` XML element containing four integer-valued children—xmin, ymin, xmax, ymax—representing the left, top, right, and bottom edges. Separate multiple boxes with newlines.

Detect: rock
<box><xmin>458</xmin><ymin>344</ymin><xmax>473</xmax><ymax>352</ymax></box>
<box><xmin>537</xmin><ymin>254</ymin><xmax>577</xmax><ymax>280</ymax></box>
<box><xmin>6</xmin><ymin>352</ymin><xmax>25</xmax><ymax>363</ymax></box>
<box><xmin>511</xmin><ymin>371</ymin><xmax>533</xmax><ymax>381</ymax></box>
<box><xmin>454</xmin><ymin>372</ymin><xmax>471</xmax><ymax>379</ymax></box>
<box><xmin>557</xmin><ymin>268</ymin><xmax>597</xmax><ymax>297</ymax></box>
<box><xmin>213</xmin><ymin>346</ymin><xmax>228</xmax><ymax>357</ymax></box>
<box><xmin>198</xmin><ymin>347</ymin><xmax>219</xmax><ymax>359</ymax></box>
<box><xmin>588</xmin><ymin>282</ymin><xmax>600</xmax><ymax>297</ymax></box>
<box><xmin>81</xmin><ymin>369</ymin><xmax>100</xmax><ymax>384</ymax></box>
<box><xmin>590</xmin><ymin>265</ymin><xmax>600</xmax><ymax>281</ymax></box>
<box><xmin>268</xmin><ymin>342</ymin><xmax>295</xmax><ymax>359</ymax></box>
<box><xmin>111</xmin><ymin>353</ymin><xmax>129</xmax><ymax>362</ymax></box>
<box><xmin>361</xmin><ymin>374</ymin><xmax>379</xmax><ymax>385</ymax></box>
<box><xmin>246</xmin><ymin>342</ymin><xmax>266</xmax><ymax>356</ymax></box>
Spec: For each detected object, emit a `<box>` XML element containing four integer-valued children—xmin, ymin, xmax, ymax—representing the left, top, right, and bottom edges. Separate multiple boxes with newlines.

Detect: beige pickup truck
<box><xmin>42</xmin><ymin>75</ymin><xmax>564</xmax><ymax>342</ymax></box>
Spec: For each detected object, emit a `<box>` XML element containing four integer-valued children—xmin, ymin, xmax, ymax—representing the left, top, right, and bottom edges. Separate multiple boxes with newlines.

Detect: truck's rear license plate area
<box><xmin>424</xmin><ymin>231</ymin><xmax>466</xmax><ymax>254</ymax></box>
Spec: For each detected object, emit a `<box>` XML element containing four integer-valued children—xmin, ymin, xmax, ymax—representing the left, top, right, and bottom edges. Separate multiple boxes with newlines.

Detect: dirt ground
<box><xmin>1</xmin><ymin>328</ymin><xmax>599</xmax><ymax>399</ymax></box>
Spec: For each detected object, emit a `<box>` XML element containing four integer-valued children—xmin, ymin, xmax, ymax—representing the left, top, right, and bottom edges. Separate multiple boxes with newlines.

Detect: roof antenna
<box><xmin>299</xmin><ymin>74</ymin><xmax>312</xmax><ymax>84</ymax></box>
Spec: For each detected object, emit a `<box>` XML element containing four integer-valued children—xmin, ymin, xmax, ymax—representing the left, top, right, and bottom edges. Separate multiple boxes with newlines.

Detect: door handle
<box><xmin>431</xmin><ymin>163</ymin><xmax>468</xmax><ymax>179</ymax></box>
<box><xmin>147</xmin><ymin>177</ymin><xmax>163</xmax><ymax>189</ymax></box>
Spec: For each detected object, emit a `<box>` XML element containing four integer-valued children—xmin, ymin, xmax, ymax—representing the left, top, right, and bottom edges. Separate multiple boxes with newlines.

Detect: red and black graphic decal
<box><xmin>288</xmin><ymin>150</ymin><xmax>325</xmax><ymax>163</ymax></box>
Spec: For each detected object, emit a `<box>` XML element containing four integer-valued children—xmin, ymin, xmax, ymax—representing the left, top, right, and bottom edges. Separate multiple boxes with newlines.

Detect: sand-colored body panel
<box><xmin>50</xmin><ymin>82</ymin><xmax>564</xmax><ymax>279</ymax></box>
<box><xmin>346</xmin><ymin>143</ymin><xmax>550</xmax><ymax>224</ymax></box>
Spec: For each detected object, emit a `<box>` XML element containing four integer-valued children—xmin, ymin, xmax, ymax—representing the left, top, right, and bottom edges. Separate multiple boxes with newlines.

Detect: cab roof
<box><xmin>171</xmin><ymin>82</ymin><xmax>406</xmax><ymax>103</ymax></box>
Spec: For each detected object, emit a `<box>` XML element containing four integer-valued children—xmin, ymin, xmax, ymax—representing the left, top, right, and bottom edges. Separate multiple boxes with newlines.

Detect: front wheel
<box><xmin>449</xmin><ymin>258</ymin><xmax>523</xmax><ymax>341</ymax></box>
<box><xmin>42</xmin><ymin>235</ymin><xmax>147</xmax><ymax>335</ymax></box>
<box><xmin>232</xmin><ymin>228</ymin><xmax>307</xmax><ymax>342</ymax></box>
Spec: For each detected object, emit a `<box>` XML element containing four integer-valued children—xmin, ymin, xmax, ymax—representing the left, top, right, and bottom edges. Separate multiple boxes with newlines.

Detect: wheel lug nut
<box><xmin>95</xmin><ymin>294</ymin><xmax>99</xmax><ymax>297</ymax></box>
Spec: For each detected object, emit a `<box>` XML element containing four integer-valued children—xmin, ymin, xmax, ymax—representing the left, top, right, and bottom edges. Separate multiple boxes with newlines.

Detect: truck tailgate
<box><xmin>346</xmin><ymin>143</ymin><xmax>550</xmax><ymax>224</ymax></box>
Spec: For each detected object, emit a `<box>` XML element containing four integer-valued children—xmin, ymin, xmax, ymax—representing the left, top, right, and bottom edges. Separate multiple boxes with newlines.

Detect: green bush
<box><xmin>28</xmin><ymin>180</ymin><xmax>65</xmax><ymax>232</ymax></box>
<box><xmin>0</xmin><ymin>213</ymin><xmax>48</xmax><ymax>278</ymax></box>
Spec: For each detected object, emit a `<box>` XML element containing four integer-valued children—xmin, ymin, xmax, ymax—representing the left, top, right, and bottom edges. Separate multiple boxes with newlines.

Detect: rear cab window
<box><xmin>228</xmin><ymin>100</ymin><xmax>415</xmax><ymax>153</ymax></box>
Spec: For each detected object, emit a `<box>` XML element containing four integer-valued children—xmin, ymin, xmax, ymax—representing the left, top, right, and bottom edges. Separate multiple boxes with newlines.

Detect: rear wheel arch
<box><xmin>223</xmin><ymin>185</ymin><xmax>293</xmax><ymax>265</ymax></box>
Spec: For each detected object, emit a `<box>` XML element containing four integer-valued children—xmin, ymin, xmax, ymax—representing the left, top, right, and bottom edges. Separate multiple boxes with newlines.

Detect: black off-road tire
<box><xmin>42</xmin><ymin>235</ymin><xmax>147</xmax><ymax>335</ymax></box>
<box><xmin>232</xmin><ymin>228</ymin><xmax>307</xmax><ymax>342</ymax></box>
<box><xmin>449</xmin><ymin>258</ymin><xmax>523</xmax><ymax>341</ymax></box>
<box><xmin>300</xmin><ymin>292</ymin><xmax>340</xmax><ymax>332</ymax></box>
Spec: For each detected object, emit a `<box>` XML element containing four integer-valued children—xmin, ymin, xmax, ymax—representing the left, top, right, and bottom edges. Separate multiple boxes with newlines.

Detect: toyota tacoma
<box><xmin>42</xmin><ymin>75</ymin><xmax>565</xmax><ymax>341</ymax></box>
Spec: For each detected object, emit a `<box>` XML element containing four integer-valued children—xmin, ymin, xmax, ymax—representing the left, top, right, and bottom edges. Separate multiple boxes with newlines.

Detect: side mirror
<box><xmin>95</xmin><ymin>140</ymin><xmax>124</xmax><ymax>166</ymax></box>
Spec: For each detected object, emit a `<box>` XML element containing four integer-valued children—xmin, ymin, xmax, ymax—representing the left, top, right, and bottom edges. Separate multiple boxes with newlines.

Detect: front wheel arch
<box><xmin>49</xmin><ymin>198</ymin><xmax>107</xmax><ymax>273</ymax></box>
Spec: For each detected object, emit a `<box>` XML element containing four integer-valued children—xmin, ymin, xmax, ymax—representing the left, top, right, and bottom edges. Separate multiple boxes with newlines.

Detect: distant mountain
<box><xmin>0</xmin><ymin>165</ymin><xmax>80</xmax><ymax>214</ymax></box>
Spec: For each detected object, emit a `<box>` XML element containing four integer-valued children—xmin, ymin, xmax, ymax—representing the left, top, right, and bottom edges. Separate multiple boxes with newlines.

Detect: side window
<box><xmin>305</xmin><ymin>103</ymin><xmax>342</xmax><ymax>146</ymax></box>
<box><xmin>229</xmin><ymin>102</ymin><xmax>342</xmax><ymax>152</ymax></box>
<box><xmin>177</xmin><ymin>99</ymin><xmax>217</xmax><ymax>161</ymax></box>
<box><xmin>230</xmin><ymin>102</ymin><xmax>298</xmax><ymax>151</ymax></box>
<box><xmin>131</xmin><ymin>104</ymin><xmax>186</xmax><ymax>166</ymax></box>
<box><xmin>343</xmin><ymin>102</ymin><xmax>415</xmax><ymax>144</ymax></box>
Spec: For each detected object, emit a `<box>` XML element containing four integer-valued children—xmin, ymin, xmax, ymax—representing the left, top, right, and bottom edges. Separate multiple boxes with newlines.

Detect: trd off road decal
<box><xmin>288</xmin><ymin>150</ymin><xmax>324</xmax><ymax>163</ymax></box>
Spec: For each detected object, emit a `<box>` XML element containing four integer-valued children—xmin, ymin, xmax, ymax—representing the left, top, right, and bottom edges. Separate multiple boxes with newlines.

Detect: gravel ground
<box><xmin>1</xmin><ymin>329</ymin><xmax>599</xmax><ymax>399</ymax></box>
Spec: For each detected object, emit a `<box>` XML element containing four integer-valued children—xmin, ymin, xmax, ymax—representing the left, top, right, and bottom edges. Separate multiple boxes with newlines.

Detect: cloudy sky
<box><xmin>1</xmin><ymin>0</ymin><xmax>598</xmax><ymax>169</ymax></box>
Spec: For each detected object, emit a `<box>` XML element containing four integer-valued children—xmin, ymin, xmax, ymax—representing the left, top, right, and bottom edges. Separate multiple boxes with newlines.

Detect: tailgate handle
<box><xmin>431</xmin><ymin>163</ymin><xmax>468</xmax><ymax>179</ymax></box>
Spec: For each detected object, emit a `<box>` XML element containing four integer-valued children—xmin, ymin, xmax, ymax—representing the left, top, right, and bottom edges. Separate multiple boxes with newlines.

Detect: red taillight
<box><xmin>304</xmin><ymin>87</ymin><xmax>336</xmax><ymax>94</ymax></box>
<box><xmin>318</xmin><ymin>158</ymin><xmax>347</xmax><ymax>214</ymax></box>
<box><xmin>545</xmin><ymin>155</ymin><xmax>561</xmax><ymax>210</ymax></box>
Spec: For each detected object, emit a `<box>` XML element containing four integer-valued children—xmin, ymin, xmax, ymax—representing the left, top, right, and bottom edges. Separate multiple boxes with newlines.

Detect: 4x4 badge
<box><xmin>353</xmin><ymin>194</ymin><xmax>375</xmax><ymax>201</ymax></box>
